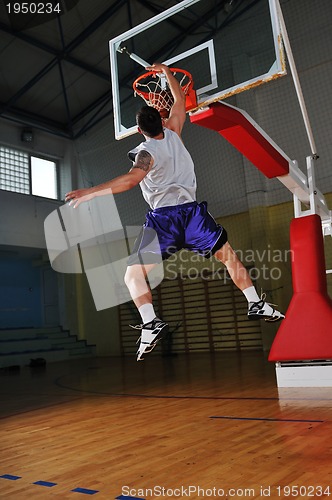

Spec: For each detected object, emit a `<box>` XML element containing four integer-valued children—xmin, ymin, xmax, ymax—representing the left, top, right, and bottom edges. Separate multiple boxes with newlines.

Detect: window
<box><xmin>0</xmin><ymin>146</ymin><xmax>58</xmax><ymax>199</ymax></box>
<box><xmin>31</xmin><ymin>157</ymin><xmax>57</xmax><ymax>199</ymax></box>
<box><xmin>0</xmin><ymin>147</ymin><xmax>30</xmax><ymax>194</ymax></box>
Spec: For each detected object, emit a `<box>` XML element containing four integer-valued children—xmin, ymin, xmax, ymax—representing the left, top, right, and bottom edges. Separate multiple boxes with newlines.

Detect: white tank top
<box><xmin>128</xmin><ymin>128</ymin><xmax>197</xmax><ymax>209</ymax></box>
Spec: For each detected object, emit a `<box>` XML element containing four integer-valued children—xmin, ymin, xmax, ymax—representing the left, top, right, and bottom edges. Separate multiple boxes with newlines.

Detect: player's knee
<box><xmin>124</xmin><ymin>265</ymin><xmax>143</xmax><ymax>287</ymax></box>
<box><xmin>214</xmin><ymin>242</ymin><xmax>229</xmax><ymax>262</ymax></box>
<box><xmin>124</xmin><ymin>267</ymin><xmax>134</xmax><ymax>287</ymax></box>
<box><xmin>215</xmin><ymin>242</ymin><xmax>237</xmax><ymax>265</ymax></box>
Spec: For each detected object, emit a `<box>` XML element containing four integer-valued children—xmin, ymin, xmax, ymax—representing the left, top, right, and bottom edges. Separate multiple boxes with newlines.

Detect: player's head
<box><xmin>136</xmin><ymin>106</ymin><xmax>163</xmax><ymax>137</ymax></box>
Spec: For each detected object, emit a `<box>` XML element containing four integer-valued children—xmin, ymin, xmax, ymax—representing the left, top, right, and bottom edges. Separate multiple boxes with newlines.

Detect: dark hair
<box><xmin>136</xmin><ymin>106</ymin><xmax>163</xmax><ymax>137</ymax></box>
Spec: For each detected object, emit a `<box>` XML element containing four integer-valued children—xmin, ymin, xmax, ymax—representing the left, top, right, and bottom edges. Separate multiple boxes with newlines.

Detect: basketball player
<box><xmin>65</xmin><ymin>63</ymin><xmax>285</xmax><ymax>361</ymax></box>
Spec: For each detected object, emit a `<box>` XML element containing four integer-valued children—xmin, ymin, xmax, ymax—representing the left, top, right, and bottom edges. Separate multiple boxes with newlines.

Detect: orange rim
<box><xmin>133</xmin><ymin>67</ymin><xmax>194</xmax><ymax>99</ymax></box>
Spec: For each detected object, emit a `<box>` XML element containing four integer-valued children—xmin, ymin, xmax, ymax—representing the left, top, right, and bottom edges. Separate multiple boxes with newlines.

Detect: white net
<box><xmin>133</xmin><ymin>69</ymin><xmax>192</xmax><ymax>113</ymax></box>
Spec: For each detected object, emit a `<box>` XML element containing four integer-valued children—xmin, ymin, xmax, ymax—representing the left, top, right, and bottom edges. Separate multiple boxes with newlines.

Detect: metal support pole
<box><xmin>275</xmin><ymin>0</ymin><xmax>318</xmax><ymax>157</ymax></box>
<box><xmin>117</xmin><ymin>45</ymin><xmax>150</xmax><ymax>68</ymax></box>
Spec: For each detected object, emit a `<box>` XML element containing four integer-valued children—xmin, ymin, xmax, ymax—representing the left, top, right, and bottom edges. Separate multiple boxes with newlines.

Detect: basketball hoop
<box><xmin>133</xmin><ymin>68</ymin><xmax>197</xmax><ymax>114</ymax></box>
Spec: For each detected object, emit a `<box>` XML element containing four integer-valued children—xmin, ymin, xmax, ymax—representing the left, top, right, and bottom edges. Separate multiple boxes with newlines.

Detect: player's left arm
<box><xmin>146</xmin><ymin>63</ymin><xmax>186</xmax><ymax>136</ymax></box>
<box><xmin>65</xmin><ymin>151</ymin><xmax>153</xmax><ymax>208</ymax></box>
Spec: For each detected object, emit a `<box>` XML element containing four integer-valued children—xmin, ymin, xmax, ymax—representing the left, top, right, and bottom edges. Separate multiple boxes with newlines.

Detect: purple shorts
<box><xmin>128</xmin><ymin>201</ymin><xmax>227</xmax><ymax>265</ymax></box>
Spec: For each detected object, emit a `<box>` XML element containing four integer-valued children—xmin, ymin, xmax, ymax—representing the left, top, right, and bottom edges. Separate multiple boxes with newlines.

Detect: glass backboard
<box><xmin>109</xmin><ymin>0</ymin><xmax>286</xmax><ymax>140</ymax></box>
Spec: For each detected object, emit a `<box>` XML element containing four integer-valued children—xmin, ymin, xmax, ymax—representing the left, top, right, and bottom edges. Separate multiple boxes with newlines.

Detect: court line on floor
<box><xmin>209</xmin><ymin>416</ymin><xmax>324</xmax><ymax>423</ymax></box>
<box><xmin>0</xmin><ymin>475</ymin><xmax>98</xmax><ymax>496</ymax></box>
<box><xmin>0</xmin><ymin>474</ymin><xmax>143</xmax><ymax>498</ymax></box>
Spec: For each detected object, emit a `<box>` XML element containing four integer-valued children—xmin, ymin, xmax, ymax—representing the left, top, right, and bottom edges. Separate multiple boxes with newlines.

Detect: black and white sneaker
<box><xmin>133</xmin><ymin>318</ymin><xmax>169</xmax><ymax>361</ymax></box>
<box><xmin>248</xmin><ymin>300</ymin><xmax>285</xmax><ymax>322</ymax></box>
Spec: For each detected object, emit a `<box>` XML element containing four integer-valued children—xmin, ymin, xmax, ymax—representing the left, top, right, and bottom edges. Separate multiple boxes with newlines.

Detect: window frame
<box><xmin>0</xmin><ymin>144</ymin><xmax>60</xmax><ymax>200</ymax></box>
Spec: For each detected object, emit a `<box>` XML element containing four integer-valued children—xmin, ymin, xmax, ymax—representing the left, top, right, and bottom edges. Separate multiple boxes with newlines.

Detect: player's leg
<box><xmin>124</xmin><ymin>263</ymin><xmax>169</xmax><ymax>361</ymax></box>
<box><xmin>124</xmin><ymin>263</ymin><xmax>155</xmax><ymax>310</ymax></box>
<box><xmin>214</xmin><ymin>242</ymin><xmax>253</xmax><ymax>291</ymax></box>
<box><xmin>125</xmin><ymin>223</ymin><xmax>164</xmax><ymax>322</ymax></box>
<box><xmin>214</xmin><ymin>242</ymin><xmax>285</xmax><ymax>321</ymax></box>
<box><xmin>184</xmin><ymin>202</ymin><xmax>284</xmax><ymax>322</ymax></box>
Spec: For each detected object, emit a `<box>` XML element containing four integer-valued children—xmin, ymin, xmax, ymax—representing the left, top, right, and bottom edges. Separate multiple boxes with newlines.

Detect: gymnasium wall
<box><xmin>1</xmin><ymin>0</ymin><xmax>332</xmax><ymax>353</ymax></box>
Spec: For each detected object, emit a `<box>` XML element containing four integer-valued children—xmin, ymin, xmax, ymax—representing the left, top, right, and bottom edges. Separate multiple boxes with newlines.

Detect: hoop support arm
<box><xmin>116</xmin><ymin>45</ymin><xmax>150</xmax><ymax>68</ymax></box>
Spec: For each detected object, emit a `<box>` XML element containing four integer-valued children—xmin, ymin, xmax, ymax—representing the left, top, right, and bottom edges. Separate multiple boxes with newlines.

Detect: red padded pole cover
<box><xmin>269</xmin><ymin>215</ymin><xmax>332</xmax><ymax>361</ymax></box>
<box><xmin>291</xmin><ymin>214</ymin><xmax>327</xmax><ymax>293</ymax></box>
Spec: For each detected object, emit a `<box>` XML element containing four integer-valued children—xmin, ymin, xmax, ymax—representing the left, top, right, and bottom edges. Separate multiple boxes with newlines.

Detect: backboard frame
<box><xmin>109</xmin><ymin>0</ymin><xmax>286</xmax><ymax>140</ymax></box>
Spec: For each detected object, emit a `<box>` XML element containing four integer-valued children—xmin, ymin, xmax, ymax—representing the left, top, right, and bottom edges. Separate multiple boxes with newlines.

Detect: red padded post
<box><xmin>190</xmin><ymin>102</ymin><xmax>290</xmax><ymax>178</ymax></box>
<box><xmin>269</xmin><ymin>215</ymin><xmax>332</xmax><ymax>361</ymax></box>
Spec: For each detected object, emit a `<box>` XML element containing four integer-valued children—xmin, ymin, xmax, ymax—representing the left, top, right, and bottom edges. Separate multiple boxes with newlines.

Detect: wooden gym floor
<box><xmin>1</xmin><ymin>351</ymin><xmax>332</xmax><ymax>499</ymax></box>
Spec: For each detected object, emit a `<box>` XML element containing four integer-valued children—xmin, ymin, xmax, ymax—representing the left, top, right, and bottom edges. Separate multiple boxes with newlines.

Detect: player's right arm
<box><xmin>146</xmin><ymin>63</ymin><xmax>186</xmax><ymax>137</ymax></box>
<box><xmin>65</xmin><ymin>150</ymin><xmax>153</xmax><ymax>208</ymax></box>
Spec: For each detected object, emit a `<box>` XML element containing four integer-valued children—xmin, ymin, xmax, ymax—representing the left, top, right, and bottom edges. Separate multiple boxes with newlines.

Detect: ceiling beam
<box><xmin>65</xmin><ymin>0</ymin><xmax>128</xmax><ymax>54</ymax></box>
<box><xmin>1</xmin><ymin>58</ymin><xmax>59</xmax><ymax>113</ymax></box>
<box><xmin>0</xmin><ymin>22</ymin><xmax>110</xmax><ymax>81</ymax></box>
<box><xmin>135</xmin><ymin>0</ymin><xmax>185</xmax><ymax>32</ymax></box>
<box><xmin>0</xmin><ymin>0</ymin><xmax>257</xmax><ymax>139</ymax></box>
<box><xmin>0</xmin><ymin>0</ymin><xmax>127</xmax><ymax>132</ymax></box>
<box><xmin>58</xmin><ymin>61</ymin><xmax>74</xmax><ymax>139</ymax></box>
<box><xmin>74</xmin><ymin>98</ymin><xmax>112</xmax><ymax>139</ymax></box>
<box><xmin>0</xmin><ymin>104</ymin><xmax>72</xmax><ymax>138</ymax></box>
<box><xmin>71</xmin><ymin>91</ymin><xmax>112</xmax><ymax>125</ymax></box>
